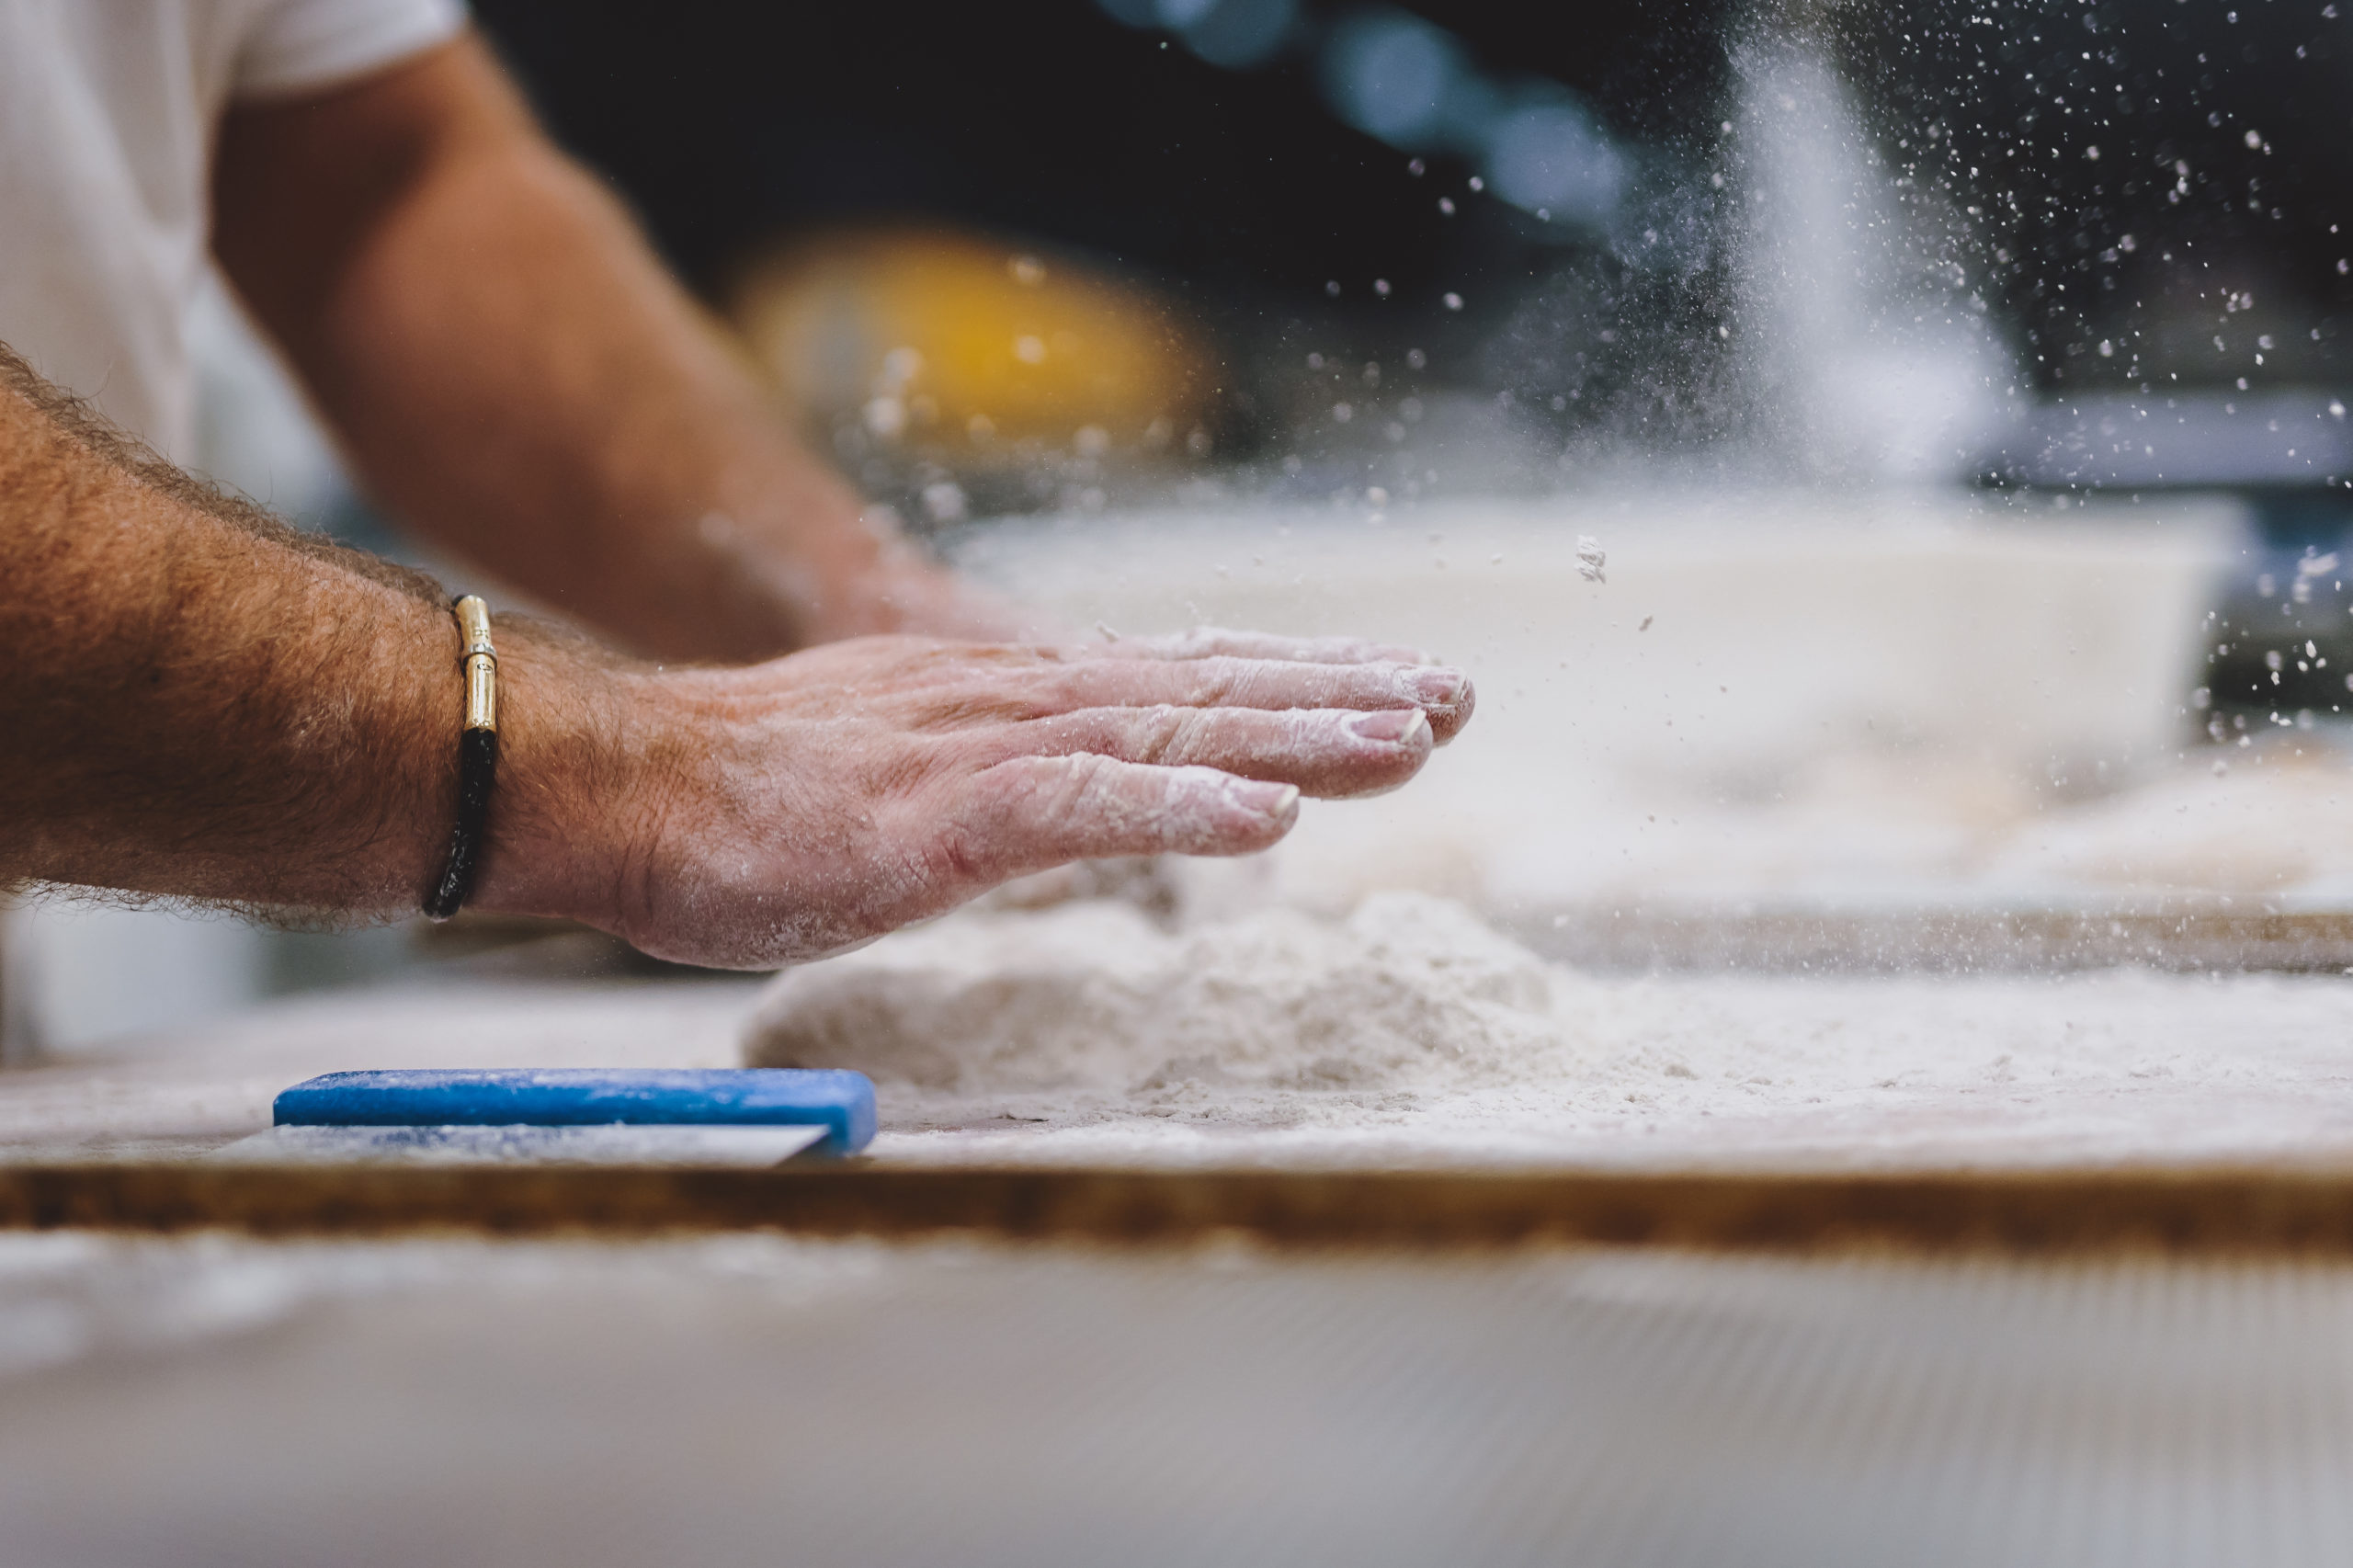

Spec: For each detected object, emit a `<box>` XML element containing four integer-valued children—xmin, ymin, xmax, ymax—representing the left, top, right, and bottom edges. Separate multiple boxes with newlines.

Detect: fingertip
<box><xmin>1222</xmin><ymin>778</ymin><xmax>1300</xmax><ymax>852</ymax></box>
<box><xmin>1174</xmin><ymin>768</ymin><xmax>1299</xmax><ymax>853</ymax></box>
<box><xmin>1431</xmin><ymin>676</ymin><xmax>1475</xmax><ymax>744</ymax></box>
<box><xmin>1393</xmin><ymin>666</ymin><xmax>1473</xmax><ymax>744</ymax></box>
<box><xmin>1404</xmin><ymin>667</ymin><xmax>1471</xmax><ymax>706</ymax></box>
<box><xmin>1347</xmin><ymin>708</ymin><xmax>1431</xmax><ymax>748</ymax></box>
<box><xmin>1252</xmin><ymin>780</ymin><xmax>1302</xmax><ymax>825</ymax></box>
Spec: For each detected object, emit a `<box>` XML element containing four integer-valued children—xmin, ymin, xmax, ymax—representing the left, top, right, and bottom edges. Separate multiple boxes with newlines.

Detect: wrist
<box><xmin>461</xmin><ymin>619</ymin><xmax>664</xmax><ymax>932</ymax></box>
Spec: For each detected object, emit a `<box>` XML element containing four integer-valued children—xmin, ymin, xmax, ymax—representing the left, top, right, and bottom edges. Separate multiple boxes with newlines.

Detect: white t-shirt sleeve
<box><xmin>231</xmin><ymin>0</ymin><xmax>470</xmax><ymax>100</ymax></box>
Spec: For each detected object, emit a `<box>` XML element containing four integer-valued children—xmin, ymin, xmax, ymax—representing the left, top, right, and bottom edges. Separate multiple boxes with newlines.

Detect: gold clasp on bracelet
<box><xmin>454</xmin><ymin>594</ymin><xmax>497</xmax><ymax>733</ymax></box>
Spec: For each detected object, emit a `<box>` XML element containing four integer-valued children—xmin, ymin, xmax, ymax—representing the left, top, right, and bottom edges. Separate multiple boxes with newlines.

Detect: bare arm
<box><xmin>0</xmin><ymin>349</ymin><xmax>1470</xmax><ymax>965</ymax></box>
<box><xmin>0</xmin><ymin>348</ymin><xmax>472</xmax><ymax>913</ymax></box>
<box><xmin>210</xmin><ymin>33</ymin><xmax>992</xmax><ymax>665</ymax></box>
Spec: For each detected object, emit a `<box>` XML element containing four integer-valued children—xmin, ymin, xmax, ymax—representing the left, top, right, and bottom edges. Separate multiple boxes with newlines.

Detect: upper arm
<box><xmin>211</xmin><ymin>33</ymin><xmax>541</xmax><ymax>347</ymax></box>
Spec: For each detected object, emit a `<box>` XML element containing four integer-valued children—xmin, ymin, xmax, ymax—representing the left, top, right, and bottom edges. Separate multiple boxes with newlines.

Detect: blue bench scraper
<box><xmin>211</xmin><ymin>1069</ymin><xmax>875</xmax><ymax>1167</ymax></box>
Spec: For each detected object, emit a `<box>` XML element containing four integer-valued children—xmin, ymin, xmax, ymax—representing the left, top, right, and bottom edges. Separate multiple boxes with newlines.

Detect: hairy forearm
<box><xmin>0</xmin><ymin>347</ymin><xmax>614</xmax><ymax>917</ymax></box>
<box><xmin>214</xmin><ymin>38</ymin><xmax>938</xmax><ymax>666</ymax></box>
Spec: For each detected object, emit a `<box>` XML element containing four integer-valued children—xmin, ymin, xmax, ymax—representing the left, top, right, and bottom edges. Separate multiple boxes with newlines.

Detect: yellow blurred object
<box><xmin>729</xmin><ymin>227</ymin><xmax>1216</xmax><ymax>460</ymax></box>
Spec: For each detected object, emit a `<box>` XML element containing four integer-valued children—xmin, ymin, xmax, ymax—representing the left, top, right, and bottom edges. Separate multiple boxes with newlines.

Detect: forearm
<box><xmin>0</xmin><ymin>347</ymin><xmax>610</xmax><ymax>917</ymax></box>
<box><xmin>215</xmin><ymin>39</ymin><xmax>929</xmax><ymax>665</ymax></box>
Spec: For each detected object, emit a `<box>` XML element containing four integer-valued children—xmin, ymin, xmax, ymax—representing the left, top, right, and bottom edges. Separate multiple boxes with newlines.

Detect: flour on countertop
<box><xmin>743</xmin><ymin>892</ymin><xmax>2353</xmax><ymax>1170</ymax></box>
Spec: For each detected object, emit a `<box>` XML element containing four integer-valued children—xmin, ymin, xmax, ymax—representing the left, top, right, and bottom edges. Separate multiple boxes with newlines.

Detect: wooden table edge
<box><xmin>7</xmin><ymin>1161</ymin><xmax>2353</xmax><ymax>1255</ymax></box>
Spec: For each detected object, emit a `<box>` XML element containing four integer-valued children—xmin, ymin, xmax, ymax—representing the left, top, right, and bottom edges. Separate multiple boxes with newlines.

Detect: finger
<box><xmin>981</xmin><ymin>704</ymin><xmax>1433</xmax><ymax>799</ymax></box>
<box><xmin>1014</xmin><ymin>655</ymin><xmax>1473</xmax><ymax>744</ymax></box>
<box><xmin>1090</xmin><ymin>626</ymin><xmax>1433</xmax><ymax>666</ymax></box>
<box><xmin>946</xmin><ymin>756</ymin><xmax>1299</xmax><ymax>881</ymax></box>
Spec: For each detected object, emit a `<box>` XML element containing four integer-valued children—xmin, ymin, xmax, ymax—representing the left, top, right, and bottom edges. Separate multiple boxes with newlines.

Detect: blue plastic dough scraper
<box><xmin>212</xmin><ymin>1069</ymin><xmax>876</xmax><ymax>1167</ymax></box>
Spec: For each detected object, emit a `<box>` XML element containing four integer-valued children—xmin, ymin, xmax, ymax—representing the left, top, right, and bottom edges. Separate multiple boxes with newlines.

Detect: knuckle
<box><xmin>930</xmin><ymin>819</ymin><xmax>992</xmax><ymax>884</ymax></box>
<box><xmin>1056</xmin><ymin>750</ymin><xmax>1118</xmax><ymax>803</ymax></box>
<box><xmin>1042</xmin><ymin>663</ymin><xmax>1097</xmax><ymax>709</ymax></box>
<box><xmin>1135</xmin><ymin>704</ymin><xmax>1190</xmax><ymax>764</ymax></box>
<box><xmin>981</xmin><ymin>753</ymin><xmax>1097</xmax><ymax>818</ymax></box>
<box><xmin>1188</xmin><ymin>655</ymin><xmax>1250</xmax><ymax>705</ymax></box>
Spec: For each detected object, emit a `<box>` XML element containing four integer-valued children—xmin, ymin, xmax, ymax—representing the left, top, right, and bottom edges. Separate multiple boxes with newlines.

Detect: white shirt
<box><xmin>0</xmin><ymin>0</ymin><xmax>465</xmax><ymax>460</ymax></box>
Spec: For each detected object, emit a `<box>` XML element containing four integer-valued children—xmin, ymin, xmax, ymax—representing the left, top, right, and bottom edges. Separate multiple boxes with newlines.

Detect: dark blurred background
<box><xmin>469</xmin><ymin>0</ymin><xmax>2350</xmax><ymax>392</ymax></box>
<box><xmin>470</xmin><ymin>0</ymin><xmax>1733</xmax><ymax>335</ymax></box>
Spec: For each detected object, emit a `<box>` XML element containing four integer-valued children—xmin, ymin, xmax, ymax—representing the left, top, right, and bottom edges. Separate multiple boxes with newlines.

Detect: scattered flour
<box><xmin>8</xmin><ymin>905</ymin><xmax>2348</xmax><ymax>1177</ymax></box>
<box><xmin>743</xmin><ymin>892</ymin><xmax>2353</xmax><ymax>1170</ymax></box>
<box><xmin>1574</xmin><ymin>534</ymin><xmax>1607</xmax><ymax>583</ymax></box>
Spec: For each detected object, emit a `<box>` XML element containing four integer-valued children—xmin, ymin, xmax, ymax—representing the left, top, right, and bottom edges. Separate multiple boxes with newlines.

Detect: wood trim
<box><xmin>7</xmin><ymin>1162</ymin><xmax>2353</xmax><ymax>1255</ymax></box>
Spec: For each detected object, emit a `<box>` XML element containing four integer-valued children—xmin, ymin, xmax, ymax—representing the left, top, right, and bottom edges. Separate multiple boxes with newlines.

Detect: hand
<box><xmin>483</xmin><ymin>630</ymin><xmax>1472</xmax><ymax>968</ymax></box>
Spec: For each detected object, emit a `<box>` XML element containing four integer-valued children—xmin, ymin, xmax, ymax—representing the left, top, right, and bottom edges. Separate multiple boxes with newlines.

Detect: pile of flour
<box><xmin>743</xmin><ymin>892</ymin><xmax>1568</xmax><ymax>1102</ymax></box>
<box><xmin>743</xmin><ymin>892</ymin><xmax>2353</xmax><ymax>1169</ymax></box>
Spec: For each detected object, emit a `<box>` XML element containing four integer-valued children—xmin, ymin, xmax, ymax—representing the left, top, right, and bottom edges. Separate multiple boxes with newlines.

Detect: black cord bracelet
<box><xmin>424</xmin><ymin>595</ymin><xmax>499</xmax><ymax>921</ymax></box>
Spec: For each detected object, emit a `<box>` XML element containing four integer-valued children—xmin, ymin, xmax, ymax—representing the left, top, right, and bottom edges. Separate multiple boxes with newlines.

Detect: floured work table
<box><xmin>4</xmin><ymin>926</ymin><xmax>2353</xmax><ymax>1566</ymax></box>
<box><xmin>3</xmin><ymin>934</ymin><xmax>2353</xmax><ymax>1250</ymax></box>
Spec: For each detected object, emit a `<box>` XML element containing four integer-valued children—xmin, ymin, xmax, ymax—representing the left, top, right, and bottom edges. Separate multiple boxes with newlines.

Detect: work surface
<box><xmin>11</xmin><ymin>965</ymin><xmax>2353</xmax><ymax>1568</ymax></box>
<box><xmin>1</xmin><ymin>957</ymin><xmax>2350</xmax><ymax>1256</ymax></box>
<box><xmin>7</xmin><ymin>962</ymin><xmax>2350</xmax><ymax>1175</ymax></box>
<box><xmin>10</xmin><ymin>803</ymin><xmax>2353</xmax><ymax>1555</ymax></box>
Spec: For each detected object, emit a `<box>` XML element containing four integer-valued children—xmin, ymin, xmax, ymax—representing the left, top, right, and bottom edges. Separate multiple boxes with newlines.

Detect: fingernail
<box><xmin>1408</xmin><ymin>668</ymin><xmax>1469</xmax><ymax>706</ymax></box>
<box><xmin>1242</xmin><ymin>781</ymin><xmax>1301</xmax><ymax>820</ymax></box>
<box><xmin>1349</xmin><ymin>709</ymin><xmax>1430</xmax><ymax>745</ymax></box>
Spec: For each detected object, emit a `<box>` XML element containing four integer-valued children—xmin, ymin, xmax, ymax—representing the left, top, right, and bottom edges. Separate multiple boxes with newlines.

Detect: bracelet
<box><xmin>424</xmin><ymin>594</ymin><xmax>499</xmax><ymax>921</ymax></box>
